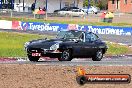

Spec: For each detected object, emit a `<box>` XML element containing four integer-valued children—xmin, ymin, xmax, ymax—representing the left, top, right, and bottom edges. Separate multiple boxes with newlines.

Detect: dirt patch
<box><xmin>0</xmin><ymin>64</ymin><xmax>131</xmax><ymax>88</ymax></box>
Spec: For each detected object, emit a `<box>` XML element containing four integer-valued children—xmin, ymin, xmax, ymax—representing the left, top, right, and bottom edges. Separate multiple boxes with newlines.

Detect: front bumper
<box><xmin>26</xmin><ymin>48</ymin><xmax>62</xmax><ymax>57</ymax></box>
<box><xmin>43</xmin><ymin>49</ymin><xmax>62</xmax><ymax>54</ymax></box>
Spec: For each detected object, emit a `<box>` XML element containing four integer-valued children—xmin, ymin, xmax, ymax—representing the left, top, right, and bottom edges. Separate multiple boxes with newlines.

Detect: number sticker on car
<box><xmin>32</xmin><ymin>53</ymin><xmax>41</xmax><ymax>56</ymax></box>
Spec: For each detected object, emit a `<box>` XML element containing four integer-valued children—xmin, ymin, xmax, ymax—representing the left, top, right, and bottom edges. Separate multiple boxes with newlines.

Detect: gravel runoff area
<box><xmin>0</xmin><ymin>64</ymin><xmax>131</xmax><ymax>88</ymax></box>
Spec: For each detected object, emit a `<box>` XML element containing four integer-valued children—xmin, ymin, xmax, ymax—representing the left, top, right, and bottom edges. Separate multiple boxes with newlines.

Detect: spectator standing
<box><xmin>43</xmin><ymin>7</ymin><xmax>46</xmax><ymax>11</ymax></box>
<box><xmin>104</xmin><ymin>12</ymin><xmax>109</xmax><ymax>23</ymax></box>
<box><xmin>100</xmin><ymin>12</ymin><xmax>106</xmax><ymax>22</ymax></box>
<box><xmin>108</xmin><ymin>11</ymin><xmax>114</xmax><ymax>23</ymax></box>
<box><xmin>31</xmin><ymin>3</ymin><xmax>35</xmax><ymax>11</ymax></box>
<box><xmin>39</xmin><ymin>7</ymin><xmax>41</xmax><ymax>10</ymax></box>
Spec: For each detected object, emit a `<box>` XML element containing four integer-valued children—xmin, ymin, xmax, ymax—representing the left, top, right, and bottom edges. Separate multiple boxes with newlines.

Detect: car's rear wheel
<box><xmin>92</xmin><ymin>49</ymin><xmax>103</xmax><ymax>61</ymax></box>
<box><xmin>58</xmin><ymin>49</ymin><xmax>72</xmax><ymax>61</ymax></box>
<box><xmin>28</xmin><ymin>55</ymin><xmax>40</xmax><ymax>62</ymax></box>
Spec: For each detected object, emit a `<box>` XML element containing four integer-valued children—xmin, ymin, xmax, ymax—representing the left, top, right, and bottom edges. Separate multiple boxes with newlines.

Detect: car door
<box><xmin>71</xmin><ymin>9</ymin><xmax>76</xmax><ymax>16</ymax></box>
<box><xmin>71</xmin><ymin>9</ymin><xmax>80</xmax><ymax>16</ymax></box>
<box><xmin>83</xmin><ymin>32</ymin><xmax>99</xmax><ymax>56</ymax></box>
<box><xmin>72</xmin><ymin>41</ymin><xmax>84</xmax><ymax>56</ymax></box>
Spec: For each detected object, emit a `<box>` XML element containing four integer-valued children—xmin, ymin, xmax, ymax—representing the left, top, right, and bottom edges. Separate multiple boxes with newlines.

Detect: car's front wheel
<box><xmin>92</xmin><ymin>49</ymin><xmax>103</xmax><ymax>61</ymax></box>
<box><xmin>28</xmin><ymin>55</ymin><xmax>40</xmax><ymax>62</ymax></box>
<box><xmin>58</xmin><ymin>49</ymin><xmax>73</xmax><ymax>61</ymax></box>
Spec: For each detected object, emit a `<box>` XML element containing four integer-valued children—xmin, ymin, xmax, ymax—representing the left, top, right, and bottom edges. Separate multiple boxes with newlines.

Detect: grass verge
<box><xmin>106</xmin><ymin>42</ymin><xmax>132</xmax><ymax>56</ymax></box>
<box><xmin>0</xmin><ymin>31</ymin><xmax>53</xmax><ymax>57</ymax></box>
<box><xmin>0</xmin><ymin>31</ymin><xmax>132</xmax><ymax>57</ymax></box>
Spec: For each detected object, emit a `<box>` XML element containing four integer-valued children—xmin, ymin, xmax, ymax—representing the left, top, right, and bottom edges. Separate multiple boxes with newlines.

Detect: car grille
<box><xmin>27</xmin><ymin>48</ymin><xmax>44</xmax><ymax>53</ymax></box>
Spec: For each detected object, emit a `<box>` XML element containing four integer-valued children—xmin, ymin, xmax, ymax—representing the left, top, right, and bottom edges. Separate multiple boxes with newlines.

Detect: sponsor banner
<box><xmin>0</xmin><ymin>20</ymin><xmax>130</xmax><ymax>36</ymax></box>
<box><xmin>83</xmin><ymin>25</ymin><xmax>132</xmax><ymax>35</ymax></box>
<box><xmin>12</xmin><ymin>21</ymin><xmax>22</xmax><ymax>30</ymax></box>
<box><xmin>21</xmin><ymin>22</ymin><xmax>68</xmax><ymax>31</ymax></box>
<box><xmin>20</xmin><ymin>22</ymin><xmax>132</xmax><ymax>36</ymax></box>
<box><xmin>0</xmin><ymin>20</ymin><xmax>12</xmax><ymax>29</ymax></box>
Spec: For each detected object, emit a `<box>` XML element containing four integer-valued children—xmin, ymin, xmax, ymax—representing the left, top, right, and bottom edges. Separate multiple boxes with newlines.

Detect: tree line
<box><xmin>83</xmin><ymin>0</ymin><xmax>108</xmax><ymax>10</ymax></box>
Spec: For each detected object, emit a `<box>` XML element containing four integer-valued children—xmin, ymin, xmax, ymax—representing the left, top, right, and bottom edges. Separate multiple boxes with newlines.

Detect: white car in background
<box><xmin>58</xmin><ymin>9</ymin><xmax>86</xmax><ymax>17</ymax></box>
<box><xmin>82</xmin><ymin>6</ymin><xmax>100</xmax><ymax>14</ymax></box>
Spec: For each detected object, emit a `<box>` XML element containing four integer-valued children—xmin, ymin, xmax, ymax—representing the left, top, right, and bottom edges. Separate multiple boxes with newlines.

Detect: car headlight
<box><xmin>24</xmin><ymin>42</ymin><xmax>30</xmax><ymax>48</ymax></box>
<box><xmin>106</xmin><ymin>44</ymin><xmax>109</xmax><ymax>49</ymax></box>
<box><xmin>50</xmin><ymin>43</ymin><xmax>59</xmax><ymax>50</ymax></box>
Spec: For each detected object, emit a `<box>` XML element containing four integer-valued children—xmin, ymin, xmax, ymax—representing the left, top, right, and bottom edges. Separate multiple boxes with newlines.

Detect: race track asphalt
<box><xmin>0</xmin><ymin>55</ymin><xmax>132</xmax><ymax>66</ymax></box>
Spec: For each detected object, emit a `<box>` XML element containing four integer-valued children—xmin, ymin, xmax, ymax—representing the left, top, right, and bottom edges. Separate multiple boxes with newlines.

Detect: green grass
<box><xmin>0</xmin><ymin>17</ymin><xmax>132</xmax><ymax>27</ymax></box>
<box><xmin>0</xmin><ymin>32</ymin><xmax>53</xmax><ymax>57</ymax></box>
<box><xmin>106</xmin><ymin>42</ymin><xmax>131</xmax><ymax>56</ymax></box>
<box><xmin>0</xmin><ymin>31</ymin><xmax>132</xmax><ymax>57</ymax></box>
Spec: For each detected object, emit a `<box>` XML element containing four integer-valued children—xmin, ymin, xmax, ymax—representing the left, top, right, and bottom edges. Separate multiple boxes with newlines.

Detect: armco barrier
<box><xmin>0</xmin><ymin>20</ymin><xmax>132</xmax><ymax>36</ymax></box>
<box><xmin>0</xmin><ymin>20</ymin><xmax>12</xmax><ymax>29</ymax></box>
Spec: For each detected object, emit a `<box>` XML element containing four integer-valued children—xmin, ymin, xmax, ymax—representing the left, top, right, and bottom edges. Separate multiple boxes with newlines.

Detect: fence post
<box><xmin>11</xmin><ymin>9</ymin><xmax>13</xmax><ymax>18</ymax></box>
<box><xmin>34</xmin><ymin>14</ymin><xmax>36</xmax><ymax>19</ymax></box>
<box><xmin>70</xmin><ymin>15</ymin><xmax>72</xmax><ymax>21</ymax></box>
<box><xmin>45</xmin><ymin>11</ymin><xmax>47</xmax><ymax>20</ymax></box>
<box><xmin>83</xmin><ymin>14</ymin><xmax>86</xmax><ymax>19</ymax></box>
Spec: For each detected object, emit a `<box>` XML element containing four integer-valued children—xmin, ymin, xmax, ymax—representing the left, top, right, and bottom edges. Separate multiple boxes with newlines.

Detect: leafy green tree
<box><xmin>83</xmin><ymin>0</ymin><xmax>108</xmax><ymax>10</ymax></box>
<box><xmin>83</xmin><ymin>0</ymin><xmax>97</xmax><ymax>7</ymax></box>
<box><xmin>97</xmin><ymin>0</ymin><xmax>108</xmax><ymax>10</ymax></box>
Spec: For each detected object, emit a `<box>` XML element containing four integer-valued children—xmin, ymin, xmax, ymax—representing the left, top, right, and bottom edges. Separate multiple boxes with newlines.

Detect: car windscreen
<box><xmin>56</xmin><ymin>31</ymin><xmax>83</xmax><ymax>39</ymax></box>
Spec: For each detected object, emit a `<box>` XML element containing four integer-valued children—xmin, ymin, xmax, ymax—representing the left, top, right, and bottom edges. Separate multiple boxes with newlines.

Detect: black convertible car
<box><xmin>24</xmin><ymin>30</ymin><xmax>108</xmax><ymax>61</ymax></box>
